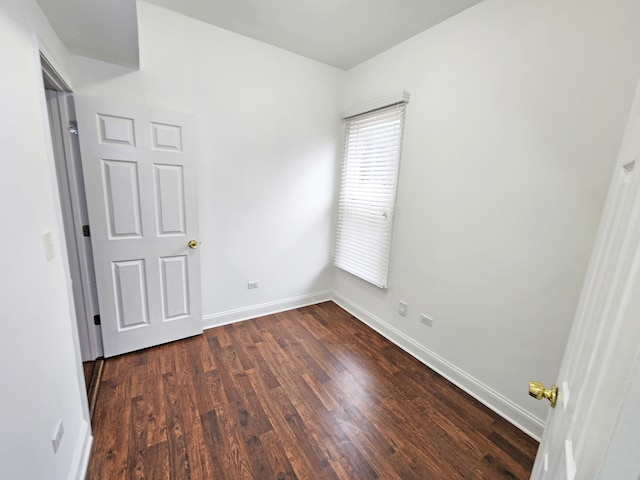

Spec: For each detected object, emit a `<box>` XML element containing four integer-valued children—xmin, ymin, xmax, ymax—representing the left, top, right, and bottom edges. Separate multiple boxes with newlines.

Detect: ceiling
<box><xmin>37</xmin><ymin>0</ymin><xmax>484</xmax><ymax>71</ymax></box>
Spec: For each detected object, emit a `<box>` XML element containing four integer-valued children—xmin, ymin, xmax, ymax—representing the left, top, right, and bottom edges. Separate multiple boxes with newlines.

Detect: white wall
<box><xmin>71</xmin><ymin>2</ymin><xmax>346</xmax><ymax>326</ymax></box>
<box><xmin>334</xmin><ymin>0</ymin><xmax>640</xmax><ymax>437</ymax></box>
<box><xmin>0</xmin><ymin>1</ymin><xmax>90</xmax><ymax>479</ymax></box>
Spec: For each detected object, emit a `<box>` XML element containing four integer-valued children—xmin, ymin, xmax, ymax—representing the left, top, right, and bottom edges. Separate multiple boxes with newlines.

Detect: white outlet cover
<box><xmin>420</xmin><ymin>314</ymin><xmax>433</xmax><ymax>327</ymax></box>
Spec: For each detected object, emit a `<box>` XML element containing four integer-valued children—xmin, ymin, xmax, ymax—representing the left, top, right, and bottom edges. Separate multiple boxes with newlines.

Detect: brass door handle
<box><xmin>188</xmin><ymin>239</ymin><xmax>199</xmax><ymax>249</ymax></box>
<box><xmin>529</xmin><ymin>381</ymin><xmax>557</xmax><ymax>408</ymax></box>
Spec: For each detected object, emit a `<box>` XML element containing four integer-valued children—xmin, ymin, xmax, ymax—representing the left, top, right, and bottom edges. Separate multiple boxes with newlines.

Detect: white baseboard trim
<box><xmin>70</xmin><ymin>419</ymin><xmax>92</xmax><ymax>480</ymax></box>
<box><xmin>203</xmin><ymin>290</ymin><xmax>333</xmax><ymax>329</ymax></box>
<box><xmin>331</xmin><ymin>291</ymin><xmax>545</xmax><ymax>440</ymax></box>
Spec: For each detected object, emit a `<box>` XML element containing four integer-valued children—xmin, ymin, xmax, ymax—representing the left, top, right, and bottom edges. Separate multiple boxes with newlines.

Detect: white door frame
<box><xmin>42</xmin><ymin>55</ymin><xmax>103</xmax><ymax>361</ymax></box>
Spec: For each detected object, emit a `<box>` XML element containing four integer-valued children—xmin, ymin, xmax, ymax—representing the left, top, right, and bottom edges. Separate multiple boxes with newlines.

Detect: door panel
<box><xmin>103</xmin><ymin>159</ymin><xmax>143</xmax><ymax>237</ymax></box>
<box><xmin>160</xmin><ymin>255</ymin><xmax>190</xmax><ymax>320</ymax></box>
<box><xmin>98</xmin><ymin>114</ymin><xmax>136</xmax><ymax>145</ymax></box>
<box><xmin>75</xmin><ymin>95</ymin><xmax>202</xmax><ymax>357</ymax></box>
<box><xmin>113</xmin><ymin>259</ymin><xmax>149</xmax><ymax>329</ymax></box>
<box><xmin>154</xmin><ymin>164</ymin><xmax>186</xmax><ymax>235</ymax></box>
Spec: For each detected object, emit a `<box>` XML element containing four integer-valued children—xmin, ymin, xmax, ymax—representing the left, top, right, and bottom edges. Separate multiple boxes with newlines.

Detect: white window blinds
<box><xmin>334</xmin><ymin>101</ymin><xmax>407</xmax><ymax>288</ymax></box>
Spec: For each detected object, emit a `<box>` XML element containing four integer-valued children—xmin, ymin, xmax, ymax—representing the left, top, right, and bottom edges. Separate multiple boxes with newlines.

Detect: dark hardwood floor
<box><xmin>86</xmin><ymin>301</ymin><xmax>538</xmax><ymax>479</ymax></box>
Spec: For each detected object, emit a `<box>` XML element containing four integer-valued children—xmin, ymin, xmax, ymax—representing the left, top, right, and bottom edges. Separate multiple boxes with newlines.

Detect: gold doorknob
<box><xmin>529</xmin><ymin>381</ymin><xmax>557</xmax><ymax>408</ymax></box>
<box><xmin>188</xmin><ymin>240</ymin><xmax>199</xmax><ymax>249</ymax></box>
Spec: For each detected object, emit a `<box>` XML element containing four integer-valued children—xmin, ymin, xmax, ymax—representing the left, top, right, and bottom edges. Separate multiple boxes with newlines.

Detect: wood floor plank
<box><xmin>246</xmin><ymin>380</ymin><xmax>321</xmax><ymax>480</ymax></box>
<box><xmin>144</xmin><ymin>351</ymin><xmax>169</xmax><ymax>448</ymax></box>
<box><xmin>141</xmin><ymin>442</ymin><xmax>171</xmax><ymax>480</ymax></box>
<box><xmin>200</xmin><ymin>410</ymin><xmax>233</xmax><ymax>479</ymax></box>
<box><xmin>162</xmin><ymin>372</ymin><xmax>192</xmax><ymax>480</ymax></box>
<box><xmin>258</xmin><ymin>430</ymin><xmax>298</xmax><ymax>479</ymax></box>
<box><xmin>127</xmin><ymin>395</ymin><xmax>148</xmax><ymax>480</ymax></box>
<box><xmin>90</xmin><ymin>373</ymin><xmax>132</xmax><ymax>478</ymax></box>
<box><xmin>86</xmin><ymin>301</ymin><xmax>538</xmax><ymax>479</ymax></box>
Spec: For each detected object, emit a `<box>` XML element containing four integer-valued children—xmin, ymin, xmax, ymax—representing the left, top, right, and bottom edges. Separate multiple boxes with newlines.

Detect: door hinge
<box><xmin>82</xmin><ymin>225</ymin><xmax>90</xmax><ymax>237</ymax></box>
<box><xmin>69</xmin><ymin>121</ymin><xmax>78</xmax><ymax>135</ymax></box>
<box><xmin>93</xmin><ymin>314</ymin><xmax>101</xmax><ymax>326</ymax></box>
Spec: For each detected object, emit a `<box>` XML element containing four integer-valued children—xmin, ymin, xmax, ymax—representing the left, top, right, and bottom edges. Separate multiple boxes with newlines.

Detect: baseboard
<box><xmin>331</xmin><ymin>291</ymin><xmax>545</xmax><ymax>440</ymax></box>
<box><xmin>70</xmin><ymin>419</ymin><xmax>92</xmax><ymax>480</ymax></box>
<box><xmin>203</xmin><ymin>290</ymin><xmax>333</xmax><ymax>329</ymax></box>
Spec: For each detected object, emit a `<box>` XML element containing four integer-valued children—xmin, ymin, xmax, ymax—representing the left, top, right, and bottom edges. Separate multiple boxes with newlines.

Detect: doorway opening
<box><xmin>41</xmin><ymin>53</ymin><xmax>104</xmax><ymax>415</ymax></box>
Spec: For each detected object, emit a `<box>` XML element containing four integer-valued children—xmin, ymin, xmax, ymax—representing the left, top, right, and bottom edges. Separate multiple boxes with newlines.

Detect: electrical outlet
<box><xmin>52</xmin><ymin>420</ymin><xmax>64</xmax><ymax>453</ymax></box>
<box><xmin>420</xmin><ymin>314</ymin><xmax>433</xmax><ymax>327</ymax></box>
<box><xmin>247</xmin><ymin>281</ymin><xmax>260</xmax><ymax>289</ymax></box>
<box><xmin>398</xmin><ymin>301</ymin><xmax>408</xmax><ymax>316</ymax></box>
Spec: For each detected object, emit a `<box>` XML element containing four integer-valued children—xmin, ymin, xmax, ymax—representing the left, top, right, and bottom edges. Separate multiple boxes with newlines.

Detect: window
<box><xmin>334</xmin><ymin>98</ymin><xmax>408</xmax><ymax>288</ymax></box>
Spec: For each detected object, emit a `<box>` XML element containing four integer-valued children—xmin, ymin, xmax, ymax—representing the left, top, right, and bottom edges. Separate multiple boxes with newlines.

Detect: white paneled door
<box><xmin>530</xmin><ymin>105</ymin><xmax>640</xmax><ymax>477</ymax></box>
<box><xmin>75</xmin><ymin>96</ymin><xmax>202</xmax><ymax>357</ymax></box>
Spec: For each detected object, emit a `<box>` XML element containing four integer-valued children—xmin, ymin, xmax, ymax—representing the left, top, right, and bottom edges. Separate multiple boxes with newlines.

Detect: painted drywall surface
<box><xmin>336</xmin><ymin>0</ymin><xmax>640</xmax><ymax>425</ymax></box>
<box><xmin>71</xmin><ymin>2</ymin><xmax>346</xmax><ymax>322</ymax></box>
<box><xmin>0</xmin><ymin>1</ymin><xmax>89</xmax><ymax>479</ymax></box>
